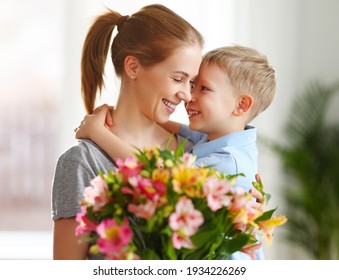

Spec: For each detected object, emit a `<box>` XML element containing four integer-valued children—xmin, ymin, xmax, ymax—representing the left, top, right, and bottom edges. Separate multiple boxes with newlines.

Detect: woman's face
<box><xmin>135</xmin><ymin>44</ymin><xmax>202</xmax><ymax>124</ymax></box>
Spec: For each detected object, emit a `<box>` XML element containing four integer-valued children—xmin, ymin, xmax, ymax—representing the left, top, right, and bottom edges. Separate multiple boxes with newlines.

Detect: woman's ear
<box><xmin>124</xmin><ymin>55</ymin><xmax>139</xmax><ymax>79</ymax></box>
<box><xmin>233</xmin><ymin>95</ymin><xmax>253</xmax><ymax>116</ymax></box>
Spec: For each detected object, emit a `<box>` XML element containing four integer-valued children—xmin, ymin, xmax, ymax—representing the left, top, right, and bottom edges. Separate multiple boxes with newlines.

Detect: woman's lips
<box><xmin>162</xmin><ymin>98</ymin><xmax>177</xmax><ymax>113</ymax></box>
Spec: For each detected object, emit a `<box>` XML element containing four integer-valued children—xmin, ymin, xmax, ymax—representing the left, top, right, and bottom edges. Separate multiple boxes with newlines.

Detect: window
<box><xmin>0</xmin><ymin>0</ymin><xmax>64</xmax><ymax>259</ymax></box>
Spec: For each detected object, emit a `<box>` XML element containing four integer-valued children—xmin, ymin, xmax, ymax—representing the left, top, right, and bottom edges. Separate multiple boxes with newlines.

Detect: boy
<box><xmin>75</xmin><ymin>45</ymin><xmax>276</xmax><ymax>259</ymax></box>
<box><xmin>161</xmin><ymin>45</ymin><xmax>276</xmax><ymax>194</ymax></box>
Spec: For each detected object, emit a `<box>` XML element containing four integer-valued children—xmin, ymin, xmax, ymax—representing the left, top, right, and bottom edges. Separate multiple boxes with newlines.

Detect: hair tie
<box><xmin>117</xmin><ymin>15</ymin><xmax>130</xmax><ymax>32</ymax></box>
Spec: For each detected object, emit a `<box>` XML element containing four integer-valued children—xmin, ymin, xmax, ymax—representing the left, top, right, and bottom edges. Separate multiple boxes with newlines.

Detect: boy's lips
<box><xmin>186</xmin><ymin>108</ymin><xmax>200</xmax><ymax>117</ymax></box>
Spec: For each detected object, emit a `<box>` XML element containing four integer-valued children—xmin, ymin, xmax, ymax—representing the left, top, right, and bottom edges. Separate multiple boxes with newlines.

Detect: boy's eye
<box><xmin>190</xmin><ymin>81</ymin><xmax>196</xmax><ymax>92</ymax></box>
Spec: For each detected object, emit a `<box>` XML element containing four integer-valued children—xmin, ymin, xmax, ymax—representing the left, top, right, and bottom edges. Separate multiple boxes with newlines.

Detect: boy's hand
<box><xmin>74</xmin><ymin>104</ymin><xmax>113</xmax><ymax>140</ymax></box>
<box><xmin>249</xmin><ymin>174</ymin><xmax>267</xmax><ymax>210</ymax></box>
<box><xmin>102</xmin><ymin>104</ymin><xmax>114</xmax><ymax>127</ymax></box>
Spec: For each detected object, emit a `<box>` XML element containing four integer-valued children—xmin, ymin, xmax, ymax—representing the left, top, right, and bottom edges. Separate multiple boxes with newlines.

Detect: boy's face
<box><xmin>186</xmin><ymin>62</ymin><xmax>238</xmax><ymax>140</ymax></box>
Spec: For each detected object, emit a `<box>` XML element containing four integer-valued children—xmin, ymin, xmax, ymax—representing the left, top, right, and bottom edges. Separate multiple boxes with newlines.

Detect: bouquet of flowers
<box><xmin>75</xmin><ymin>142</ymin><xmax>287</xmax><ymax>260</ymax></box>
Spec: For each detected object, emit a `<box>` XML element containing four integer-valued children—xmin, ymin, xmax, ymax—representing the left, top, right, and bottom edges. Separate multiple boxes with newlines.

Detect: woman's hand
<box><xmin>53</xmin><ymin>218</ymin><xmax>89</xmax><ymax>260</ymax></box>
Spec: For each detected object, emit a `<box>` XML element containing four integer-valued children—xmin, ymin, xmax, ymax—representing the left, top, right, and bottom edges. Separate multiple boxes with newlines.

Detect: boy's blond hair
<box><xmin>203</xmin><ymin>45</ymin><xmax>276</xmax><ymax>122</ymax></box>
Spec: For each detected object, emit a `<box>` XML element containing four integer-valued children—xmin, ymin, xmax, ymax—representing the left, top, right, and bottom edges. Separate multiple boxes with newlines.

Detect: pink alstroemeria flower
<box><xmin>137</xmin><ymin>177</ymin><xmax>161</xmax><ymax>200</ymax></box>
<box><xmin>83</xmin><ymin>176</ymin><xmax>110</xmax><ymax>211</ymax></box>
<box><xmin>172</xmin><ymin>231</ymin><xmax>195</xmax><ymax>250</ymax></box>
<box><xmin>203</xmin><ymin>176</ymin><xmax>234</xmax><ymax>211</ymax></box>
<box><xmin>75</xmin><ymin>205</ymin><xmax>97</xmax><ymax>235</ymax></box>
<box><xmin>96</xmin><ymin>218</ymin><xmax>132</xmax><ymax>254</ymax></box>
<box><xmin>105</xmin><ymin>250</ymin><xmax>140</xmax><ymax>260</ymax></box>
<box><xmin>169</xmin><ymin>196</ymin><xmax>204</xmax><ymax>236</ymax></box>
<box><xmin>116</xmin><ymin>156</ymin><xmax>145</xmax><ymax>179</ymax></box>
<box><xmin>127</xmin><ymin>175</ymin><xmax>166</xmax><ymax>206</ymax></box>
<box><xmin>180</xmin><ymin>153</ymin><xmax>196</xmax><ymax>167</ymax></box>
<box><xmin>240</xmin><ymin>243</ymin><xmax>262</xmax><ymax>260</ymax></box>
<box><xmin>128</xmin><ymin>200</ymin><xmax>156</xmax><ymax>220</ymax></box>
<box><xmin>230</xmin><ymin>188</ymin><xmax>261</xmax><ymax>227</ymax></box>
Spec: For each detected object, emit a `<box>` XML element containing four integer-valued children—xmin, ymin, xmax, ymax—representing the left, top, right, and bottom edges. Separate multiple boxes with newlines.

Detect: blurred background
<box><xmin>1</xmin><ymin>0</ymin><xmax>338</xmax><ymax>260</ymax></box>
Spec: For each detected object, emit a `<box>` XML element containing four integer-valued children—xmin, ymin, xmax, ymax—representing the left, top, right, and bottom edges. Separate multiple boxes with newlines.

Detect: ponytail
<box><xmin>80</xmin><ymin>5</ymin><xmax>204</xmax><ymax>114</ymax></box>
<box><xmin>81</xmin><ymin>10</ymin><xmax>120</xmax><ymax>114</ymax></box>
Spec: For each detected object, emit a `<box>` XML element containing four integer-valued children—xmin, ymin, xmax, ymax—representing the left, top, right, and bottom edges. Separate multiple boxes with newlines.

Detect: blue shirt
<box><xmin>180</xmin><ymin>124</ymin><xmax>265</xmax><ymax>260</ymax></box>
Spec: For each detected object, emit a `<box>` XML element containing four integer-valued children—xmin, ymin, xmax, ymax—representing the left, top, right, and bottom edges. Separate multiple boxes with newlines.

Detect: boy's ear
<box><xmin>124</xmin><ymin>55</ymin><xmax>139</xmax><ymax>78</ymax></box>
<box><xmin>233</xmin><ymin>95</ymin><xmax>253</xmax><ymax>116</ymax></box>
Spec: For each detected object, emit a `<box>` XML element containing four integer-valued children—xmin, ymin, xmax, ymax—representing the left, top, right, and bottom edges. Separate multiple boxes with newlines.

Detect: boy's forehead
<box><xmin>199</xmin><ymin>61</ymin><xmax>228</xmax><ymax>76</ymax></box>
<box><xmin>196</xmin><ymin>62</ymin><xmax>233</xmax><ymax>89</ymax></box>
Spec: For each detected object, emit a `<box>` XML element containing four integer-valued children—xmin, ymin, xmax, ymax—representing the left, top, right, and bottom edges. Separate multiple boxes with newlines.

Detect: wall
<box><xmin>237</xmin><ymin>0</ymin><xmax>339</xmax><ymax>259</ymax></box>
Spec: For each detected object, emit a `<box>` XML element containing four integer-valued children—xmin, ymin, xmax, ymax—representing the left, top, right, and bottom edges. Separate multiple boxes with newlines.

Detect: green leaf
<box><xmin>162</xmin><ymin>235</ymin><xmax>177</xmax><ymax>260</ymax></box>
<box><xmin>215</xmin><ymin>233</ymin><xmax>251</xmax><ymax>258</ymax></box>
<box><xmin>175</xmin><ymin>137</ymin><xmax>186</xmax><ymax>158</ymax></box>
<box><xmin>181</xmin><ymin>247</ymin><xmax>210</xmax><ymax>260</ymax></box>
<box><xmin>254</xmin><ymin>208</ymin><xmax>277</xmax><ymax>222</ymax></box>
<box><xmin>191</xmin><ymin>229</ymin><xmax>219</xmax><ymax>248</ymax></box>
<box><xmin>139</xmin><ymin>249</ymin><xmax>161</xmax><ymax>260</ymax></box>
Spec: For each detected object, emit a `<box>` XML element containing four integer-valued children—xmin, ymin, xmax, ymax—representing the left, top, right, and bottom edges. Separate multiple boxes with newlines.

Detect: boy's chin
<box><xmin>188</xmin><ymin>122</ymin><xmax>203</xmax><ymax>132</ymax></box>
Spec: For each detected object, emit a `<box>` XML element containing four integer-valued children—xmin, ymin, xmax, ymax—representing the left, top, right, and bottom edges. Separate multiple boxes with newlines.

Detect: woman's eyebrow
<box><xmin>172</xmin><ymin>70</ymin><xmax>189</xmax><ymax>77</ymax></box>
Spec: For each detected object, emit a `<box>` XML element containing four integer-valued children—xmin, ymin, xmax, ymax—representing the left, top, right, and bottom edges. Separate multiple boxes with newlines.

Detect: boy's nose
<box><xmin>190</xmin><ymin>87</ymin><xmax>197</xmax><ymax>102</ymax></box>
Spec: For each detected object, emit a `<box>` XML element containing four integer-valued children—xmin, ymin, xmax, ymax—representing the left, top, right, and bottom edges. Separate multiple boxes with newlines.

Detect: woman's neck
<box><xmin>109</xmin><ymin>93</ymin><xmax>175</xmax><ymax>150</ymax></box>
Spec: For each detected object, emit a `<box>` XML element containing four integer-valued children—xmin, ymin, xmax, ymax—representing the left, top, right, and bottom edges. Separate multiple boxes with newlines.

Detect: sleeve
<box><xmin>179</xmin><ymin>124</ymin><xmax>206</xmax><ymax>144</ymax></box>
<box><xmin>194</xmin><ymin>152</ymin><xmax>254</xmax><ymax>192</ymax></box>
<box><xmin>51</xmin><ymin>157</ymin><xmax>94</xmax><ymax>220</ymax></box>
<box><xmin>194</xmin><ymin>153</ymin><xmax>238</xmax><ymax>176</ymax></box>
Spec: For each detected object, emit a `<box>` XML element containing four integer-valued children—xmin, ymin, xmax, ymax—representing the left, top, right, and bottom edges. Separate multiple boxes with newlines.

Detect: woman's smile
<box><xmin>162</xmin><ymin>98</ymin><xmax>178</xmax><ymax>113</ymax></box>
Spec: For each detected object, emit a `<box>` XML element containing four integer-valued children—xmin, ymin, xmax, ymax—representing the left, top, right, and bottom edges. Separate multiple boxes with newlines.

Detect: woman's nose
<box><xmin>177</xmin><ymin>86</ymin><xmax>192</xmax><ymax>102</ymax></box>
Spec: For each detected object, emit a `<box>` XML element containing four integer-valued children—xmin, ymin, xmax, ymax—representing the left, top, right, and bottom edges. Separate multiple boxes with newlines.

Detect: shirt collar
<box><xmin>191</xmin><ymin>125</ymin><xmax>256</xmax><ymax>158</ymax></box>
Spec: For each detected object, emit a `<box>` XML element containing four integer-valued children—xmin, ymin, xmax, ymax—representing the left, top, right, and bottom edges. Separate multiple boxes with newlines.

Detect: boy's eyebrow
<box><xmin>191</xmin><ymin>74</ymin><xmax>198</xmax><ymax>81</ymax></box>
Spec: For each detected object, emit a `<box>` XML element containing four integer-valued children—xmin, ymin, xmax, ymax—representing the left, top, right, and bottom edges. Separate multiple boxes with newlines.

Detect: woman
<box><xmin>52</xmin><ymin>4</ymin><xmax>203</xmax><ymax>259</ymax></box>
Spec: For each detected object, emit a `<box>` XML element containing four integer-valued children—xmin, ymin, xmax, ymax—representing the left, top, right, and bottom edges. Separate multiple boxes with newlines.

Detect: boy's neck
<box><xmin>206</xmin><ymin>123</ymin><xmax>247</xmax><ymax>141</ymax></box>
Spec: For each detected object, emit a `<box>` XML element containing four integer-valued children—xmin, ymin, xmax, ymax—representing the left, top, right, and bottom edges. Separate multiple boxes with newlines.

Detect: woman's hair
<box><xmin>203</xmin><ymin>45</ymin><xmax>276</xmax><ymax>122</ymax></box>
<box><xmin>81</xmin><ymin>4</ymin><xmax>204</xmax><ymax>113</ymax></box>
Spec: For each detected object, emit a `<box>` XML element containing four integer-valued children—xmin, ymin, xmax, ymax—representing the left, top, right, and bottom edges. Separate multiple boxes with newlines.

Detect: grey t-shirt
<box><xmin>52</xmin><ymin>137</ymin><xmax>193</xmax><ymax>220</ymax></box>
<box><xmin>52</xmin><ymin>139</ymin><xmax>116</xmax><ymax>220</ymax></box>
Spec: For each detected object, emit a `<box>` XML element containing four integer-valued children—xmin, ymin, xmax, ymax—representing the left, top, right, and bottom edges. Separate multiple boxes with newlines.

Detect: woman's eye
<box><xmin>201</xmin><ymin>86</ymin><xmax>209</xmax><ymax>91</ymax></box>
<box><xmin>173</xmin><ymin>78</ymin><xmax>183</xmax><ymax>84</ymax></box>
